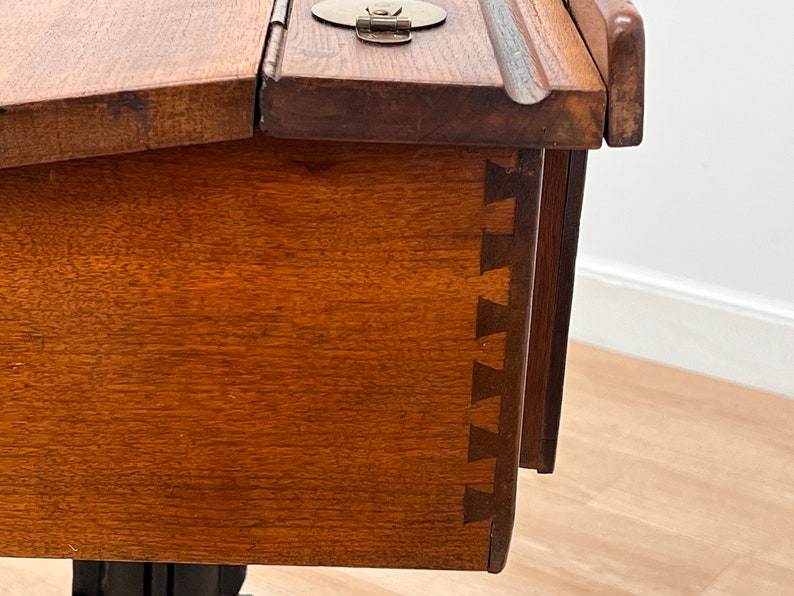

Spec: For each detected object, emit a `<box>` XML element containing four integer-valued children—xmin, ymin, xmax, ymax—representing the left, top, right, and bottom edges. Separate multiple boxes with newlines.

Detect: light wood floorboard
<box><xmin>1</xmin><ymin>344</ymin><xmax>791</xmax><ymax>595</ymax></box>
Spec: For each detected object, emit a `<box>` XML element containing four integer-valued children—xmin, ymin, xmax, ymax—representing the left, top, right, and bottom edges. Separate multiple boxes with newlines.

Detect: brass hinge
<box><xmin>263</xmin><ymin>0</ymin><xmax>293</xmax><ymax>81</ymax></box>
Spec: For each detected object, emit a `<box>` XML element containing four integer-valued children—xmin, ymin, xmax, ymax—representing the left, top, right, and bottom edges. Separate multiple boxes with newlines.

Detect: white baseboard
<box><xmin>569</xmin><ymin>256</ymin><xmax>794</xmax><ymax>398</ymax></box>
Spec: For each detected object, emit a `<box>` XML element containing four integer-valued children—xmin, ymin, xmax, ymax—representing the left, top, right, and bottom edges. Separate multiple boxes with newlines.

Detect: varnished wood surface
<box><xmin>0</xmin><ymin>135</ymin><xmax>534</xmax><ymax>570</ymax></box>
<box><xmin>3</xmin><ymin>344</ymin><xmax>793</xmax><ymax>594</ymax></box>
<box><xmin>469</xmin><ymin>151</ymin><xmax>543</xmax><ymax>572</ymax></box>
<box><xmin>537</xmin><ymin>151</ymin><xmax>587</xmax><ymax>472</ymax></box>
<box><xmin>520</xmin><ymin>150</ymin><xmax>587</xmax><ymax>473</ymax></box>
<box><xmin>261</xmin><ymin>0</ymin><xmax>606</xmax><ymax>148</ymax></box>
<box><xmin>568</xmin><ymin>0</ymin><xmax>645</xmax><ymax>146</ymax></box>
<box><xmin>0</xmin><ymin>0</ymin><xmax>644</xmax><ymax>166</ymax></box>
<box><xmin>520</xmin><ymin>150</ymin><xmax>570</xmax><ymax>471</ymax></box>
<box><xmin>0</xmin><ymin>0</ymin><xmax>272</xmax><ymax>168</ymax></box>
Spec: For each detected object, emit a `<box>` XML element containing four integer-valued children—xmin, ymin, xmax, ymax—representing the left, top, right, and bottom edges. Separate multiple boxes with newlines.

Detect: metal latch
<box><xmin>356</xmin><ymin>8</ymin><xmax>412</xmax><ymax>44</ymax></box>
<box><xmin>312</xmin><ymin>0</ymin><xmax>446</xmax><ymax>45</ymax></box>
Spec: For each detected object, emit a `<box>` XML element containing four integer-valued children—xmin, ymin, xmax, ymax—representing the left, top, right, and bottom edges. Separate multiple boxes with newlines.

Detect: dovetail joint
<box><xmin>465</xmin><ymin>160</ymin><xmax>522</xmax><ymax>525</ymax></box>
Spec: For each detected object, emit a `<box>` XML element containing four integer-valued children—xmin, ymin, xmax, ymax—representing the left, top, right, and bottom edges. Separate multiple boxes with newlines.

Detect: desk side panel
<box><xmin>0</xmin><ymin>136</ymin><xmax>536</xmax><ymax>570</ymax></box>
<box><xmin>520</xmin><ymin>150</ymin><xmax>587</xmax><ymax>472</ymax></box>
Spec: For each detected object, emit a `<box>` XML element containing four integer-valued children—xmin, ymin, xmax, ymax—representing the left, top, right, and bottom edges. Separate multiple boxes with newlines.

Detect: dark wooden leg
<box><xmin>72</xmin><ymin>561</ymin><xmax>247</xmax><ymax>596</ymax></box>
<box><xmin>520</xmin><ymin>149</ymin><xmax>588</xmax><ymax>473</ymax></box>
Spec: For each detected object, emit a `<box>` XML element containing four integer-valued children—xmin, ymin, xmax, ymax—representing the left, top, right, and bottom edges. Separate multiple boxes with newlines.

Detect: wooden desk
<box><xmin>0</xmin><ymin>0</ymin><xmax>644</xmax><ymax>592</ymax></box>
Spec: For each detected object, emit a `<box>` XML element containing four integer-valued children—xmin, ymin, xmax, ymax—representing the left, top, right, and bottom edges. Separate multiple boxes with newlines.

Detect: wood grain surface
<box><xmin>465</xmin><ymin>151</ymin><xmax>543</xmax><ymax>572</ymax></box>
<box><xmin>520</xmin><ymin>150</ymin><xmax>587</xmax><ymax>473</ymax></box>
<box><xmin>535</xmin><ymin>151</ymin><xmax>587</xmax><ymax>472</ymax></box>
<box><xmin>261</xmin><ymin>0</ymin><xmax>606</xmax><ymax>148</ymax></box>
<box><xmin>568</xmin><ymin>0</ymin><xmax>645</xmax><ymax>146</ymax></box>
<box><xmin>520</xmin><ymin>150</ymin><xmax>570</xmax><ymax>471</ymax></box>
<box><xmin>0</xmin><ymin>134</ymin><xmax>536</xmax><ymax>570</ymax></box>
<box><xmin>0</xmin><ymin>0</ymin><xmax>272</xmax><ymax>169</ymax></box>
<box><xmin>4</xmin><ymin>345</ymin><xmax>794</xmax><ymax>594</ymax></box>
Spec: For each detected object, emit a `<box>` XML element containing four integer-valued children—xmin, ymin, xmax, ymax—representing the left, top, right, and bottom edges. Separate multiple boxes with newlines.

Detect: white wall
<box><xmin>569</xmin><ymin>0</ymin><xmax>794</xmax><ymax>397</ymax></box>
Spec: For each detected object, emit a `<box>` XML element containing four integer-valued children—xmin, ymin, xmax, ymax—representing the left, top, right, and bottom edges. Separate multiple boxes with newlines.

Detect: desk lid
<box><xmin>0</xmin><ymin>0</ymin><xmax>643</xmax><ymax>169</ymax></box>
<box><xmin>261</xmin><ymin>0</ymin><xmax>606</xmax><ymax>148</ymax></box>
<box><xmin>0</xmin><ymin>0</ymin><xmax>273</xmax><ymax>169</ymax></box>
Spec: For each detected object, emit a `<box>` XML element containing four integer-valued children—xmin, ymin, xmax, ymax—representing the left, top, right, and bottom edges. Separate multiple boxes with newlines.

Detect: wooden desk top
<box><xmin>261</xmin><ymin>0</ymin><xmax>605</xmax><ymax>148</ymax></box>
<box><xmin>0</xmin><ymin>0</ymin><xmax>272</xmax><ymax>168</ymax></box>
<box><xmin>0</xmin><ymin>0</ymin><xmax>644</xmax><ymax>168</ymax></box>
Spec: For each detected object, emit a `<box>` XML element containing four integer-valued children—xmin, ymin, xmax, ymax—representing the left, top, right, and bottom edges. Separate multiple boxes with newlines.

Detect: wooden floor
<box><xmin>2</xmin><ymin>343</ymin><xmax>792</xmax><ymax>595</ymax></box>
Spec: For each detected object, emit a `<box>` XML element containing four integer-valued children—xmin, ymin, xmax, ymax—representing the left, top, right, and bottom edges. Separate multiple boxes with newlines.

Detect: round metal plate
<box><xmin>312</xmin><ymin>0</ymin><xmax>447</xmax><ymax>29</ymax></box>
